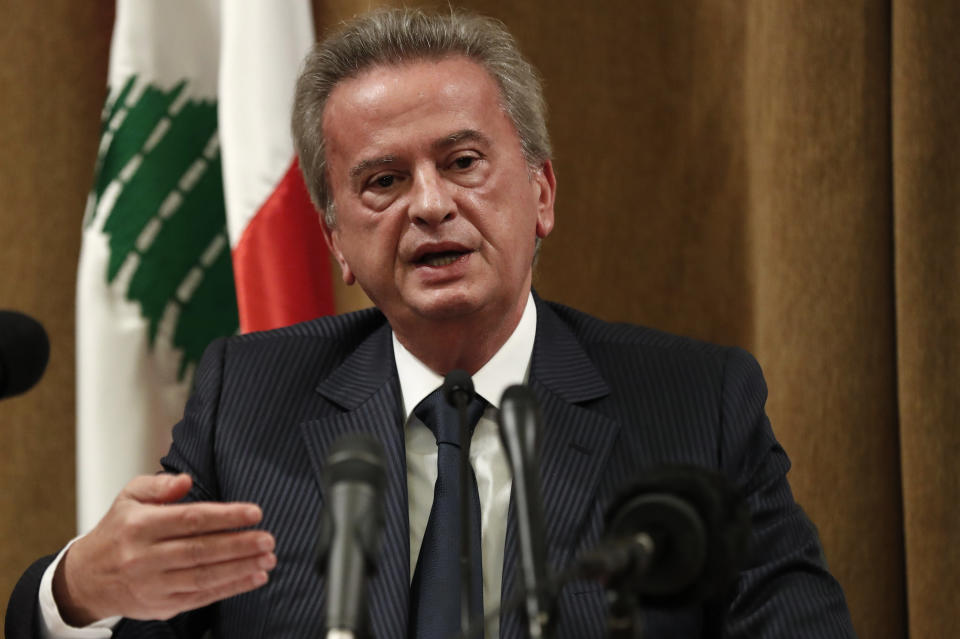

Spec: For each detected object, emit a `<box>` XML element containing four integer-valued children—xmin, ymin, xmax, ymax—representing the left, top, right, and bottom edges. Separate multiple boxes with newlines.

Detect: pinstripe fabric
<box><xmin>7</xmin><ymin>298</ymin><xmax>854</xmax><ymax>638</ymax></box>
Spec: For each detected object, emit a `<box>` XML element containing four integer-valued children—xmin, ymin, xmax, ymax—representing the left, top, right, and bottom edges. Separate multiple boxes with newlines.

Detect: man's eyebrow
<box><xmin>349</xmin><ymin>155</ymin><xmax>397</xmax><ymax>178</ymax></box>
<box><xmin>348</xmin><ymin>131</ymin><xmax>488</xmax><ymax>178</ymax></box>
<box><xmin>432</xmin><ymin>129</ymin><xmax>491</xmax><ymax>151</ymax></box>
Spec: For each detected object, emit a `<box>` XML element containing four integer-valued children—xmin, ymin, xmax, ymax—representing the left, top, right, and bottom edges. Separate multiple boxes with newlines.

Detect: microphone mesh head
<box><xmin>325</xmin><ymin>433</ymin><xmax>386</xmax><ymax>490</ymax></box>
<box><xmin>500</xmin><ymin>384</ymin><xmax>534</xmax><ymax>407</ymax></box>
<box><xmin>0</xmin><ymin>311</ymin><xmax>50</xmax><ymax>399</ymax></box>
<box><xmin>603</xmin><ymin>465</ymin><xmax>750</xmax><ymax>606</ymax></box>
<box><xmin>442</xmin><ymin>369</ymin><xmax>474</xmax><ymax>406</ymax></box>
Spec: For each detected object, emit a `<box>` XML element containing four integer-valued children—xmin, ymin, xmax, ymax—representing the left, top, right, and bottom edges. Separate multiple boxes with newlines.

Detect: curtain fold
<box><xmin>743</xmin><ymin>4</ymin><xmax>903</xmax><ymax>638</ymax></box>
<box><xmin>893</xmin><ymin>1</ymin><xmax>960</xmax><ymax>637</ymax></box>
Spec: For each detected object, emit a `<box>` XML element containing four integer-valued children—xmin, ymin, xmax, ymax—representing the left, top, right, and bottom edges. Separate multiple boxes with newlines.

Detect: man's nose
<box><xmin>408</xmin><ymin>167</ymin><xmax>456</xmax><ymax>227</ymax></box>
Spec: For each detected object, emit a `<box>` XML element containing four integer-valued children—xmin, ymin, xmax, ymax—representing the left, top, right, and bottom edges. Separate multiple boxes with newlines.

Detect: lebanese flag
<box><xmin>219</xmin><ymin>1</ymin><xmax>334</xmax><ymax>332</ymax></box>
<box><xmin>76</xmin><ymin>0</ymin><xmax>332</xmax><ymax>533</ymax></box>
<box><xmin>78</xmin><ymin>0</ymin><xmax>233</xmax><ymax>532</ymax></box>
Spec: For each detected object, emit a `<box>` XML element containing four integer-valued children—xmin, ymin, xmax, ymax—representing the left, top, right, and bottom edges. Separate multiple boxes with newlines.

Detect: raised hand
<box><xmin>52</xmin><ymin>473</ymin><xmax>276</xmax><ymax>626</ymax></box>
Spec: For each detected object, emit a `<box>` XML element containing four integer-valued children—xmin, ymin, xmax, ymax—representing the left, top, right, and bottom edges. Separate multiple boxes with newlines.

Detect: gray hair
<box><xmin>292</xmin><ymin>7</ymin><xmax>552</xmax><ymax>227</ymax></box>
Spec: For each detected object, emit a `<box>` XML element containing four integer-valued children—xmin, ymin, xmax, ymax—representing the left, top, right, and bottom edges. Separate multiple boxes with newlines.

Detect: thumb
<box><xmin>122</xmin><ymin>473</ymin><xmax>193</xmax><ymax>505</ymax></box>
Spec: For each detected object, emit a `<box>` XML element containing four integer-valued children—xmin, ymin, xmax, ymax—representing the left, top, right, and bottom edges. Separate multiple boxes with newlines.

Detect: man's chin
<box><xmin>412</xmin><ymin>295</ymin><xmax>481</xmax><ymax>322</ymax></box>
<box><xmin>395</xmin><ymin>287</ymin><xmax>492</xmax><ymax>324</ymax></box>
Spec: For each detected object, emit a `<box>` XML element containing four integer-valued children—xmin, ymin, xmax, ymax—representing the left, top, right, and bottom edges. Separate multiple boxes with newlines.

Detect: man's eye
<box><xmin>373</xmin><ymin>174</ymin><xmax>395</xmax><ymax>188</ymax></box>
<box><xmin>452</xmin><ymin>156</ymin><xmax>477</xmax><ymax>170</ymax></box>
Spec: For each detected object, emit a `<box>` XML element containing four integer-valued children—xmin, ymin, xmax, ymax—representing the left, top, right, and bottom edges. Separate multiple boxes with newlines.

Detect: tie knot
<box><xmin>414</xmin><ymin>386</ymin><xmax>487</xmax><ymax>446</ymax></box>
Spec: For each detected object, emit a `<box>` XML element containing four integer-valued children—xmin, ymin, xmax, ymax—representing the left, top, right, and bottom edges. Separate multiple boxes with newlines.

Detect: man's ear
<box><xmin>533</xmin><ymin>160</ymin><xmax>556</xmax><ymax>239</ymax></box>
<box><xmin>320</xmin><ymin>211</ymin><xmax>355</xmax><ymax>285</ymax></box>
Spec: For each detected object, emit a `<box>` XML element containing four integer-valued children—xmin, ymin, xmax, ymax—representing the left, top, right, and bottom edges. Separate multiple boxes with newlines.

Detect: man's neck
<box><xmin>391</xmin><ymin>292</ymin><xmax>532</xmax><ymax>375</ymax></box>
<box><xmin>392</xmin><ymin>294</ymin><xmax>536</xmax><ymax>417</ymax></box>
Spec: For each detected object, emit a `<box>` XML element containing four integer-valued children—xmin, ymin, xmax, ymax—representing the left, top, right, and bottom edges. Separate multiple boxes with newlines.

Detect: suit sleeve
<box><xmin>5</xmin><ymin>555</ymin><xmax>56</xmax><ymax>639</ymax></box>
<box><xmin>160</xmin><ymin>336</ymin><xmax>229</xmax><ymax>501</ymax></box>
<box><xmin>8</xmin><ymin>337</ymin><xmax>232</xmax><ymax>639</ymax></box>
<box><xmin>713</xmin><ymin>347</ymin><xmax>857</xmax><ymax>638</ymax></box>
<box><xmin>3</xmin><ymin>340</ymin><xmax>228</xmax><ymax>639</ymax></box>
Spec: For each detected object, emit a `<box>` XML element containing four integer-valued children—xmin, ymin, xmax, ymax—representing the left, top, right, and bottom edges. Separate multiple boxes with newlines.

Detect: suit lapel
<box><xmin>298</xmin><ymin>323</ymin><xmax>410</xmax><ymax>639</ymax></box>
<box><xmin>294</xmin><ymin>300</ymin><xmax>622</xmax><ymax>639</ymax></box>
<box><xmin>500</xmin><ymin>300</ymin><xmax>621</xmax><ymax>638</ymax></box>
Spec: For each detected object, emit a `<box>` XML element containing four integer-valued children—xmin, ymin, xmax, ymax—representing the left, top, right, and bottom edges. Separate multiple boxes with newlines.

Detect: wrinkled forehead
<box><xmin>323</xmin><ymin>54</ymin><xmax>507</xmax><ymax>128</ymax></box>
<box><xmin>321</xmin><ymin>56</ymin><xmax>511</xmax><ymax>159</ymax></box>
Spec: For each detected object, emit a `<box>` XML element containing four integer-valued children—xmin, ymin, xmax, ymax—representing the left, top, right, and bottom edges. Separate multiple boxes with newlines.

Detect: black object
<box><xmin>0</xmin><ymin>310</ymin><xmax>49</xmax><ymax>400</ymax></box>
<box><xmin>317</xmin><ymin>433</ymin><xmax>387</xmax><ymax>638</ymax></box>
<box><xmin>443</xmin><ymin>369</ymin><xmax>483</xmax><ymax>639</ymax></box>
<box><xmin>498</xmin><ymin>385</ymin><xmax>553</xmax><ymax>639</ymax></box>
<box><xmin>590</xmin><ymin>466</ymin><xmax>750</xmax><ymax>606</ymax></box>
<box><xmin>408</xmin><ymin>372</ymin><xmax>486</xmax><ymax>639</ymax></box>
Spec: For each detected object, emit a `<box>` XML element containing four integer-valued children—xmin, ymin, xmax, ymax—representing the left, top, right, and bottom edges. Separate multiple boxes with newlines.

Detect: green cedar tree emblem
<box><xmin>88</xmin><ymin>76</ymin><xmax>239</xmax><ymax>380</ymax></box>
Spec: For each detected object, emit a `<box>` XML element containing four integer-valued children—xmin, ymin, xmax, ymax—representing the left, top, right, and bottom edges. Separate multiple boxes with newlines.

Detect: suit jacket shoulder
<box><xmin>526</xmin><ymin>298</ymin><xmax>855</xmax><ymax>638</ymax></box>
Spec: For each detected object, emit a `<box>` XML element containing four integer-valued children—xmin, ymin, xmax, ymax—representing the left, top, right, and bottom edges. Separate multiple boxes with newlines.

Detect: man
<box><xmin>7</xmin><ymin>8</ymin><xmax>855</xmax><ymax>639</ymax></box>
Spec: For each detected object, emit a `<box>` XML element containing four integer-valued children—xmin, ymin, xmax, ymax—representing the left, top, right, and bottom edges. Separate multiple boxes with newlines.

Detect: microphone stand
<box><xmin>498</xmin><ymin>385</ymin><xmax>554</xmax><ymax>639</ymax></box>
<box><xmin>457</xmin><ymin>462</ymin><xmax>750</xmax><ymax>639</ymax></box>
<box><xmin>456</xmin><ymin>533</ymin><xmax>656</xmax><ymax>639</ymax></box>
<box><xmin>581</xmin><ymin>534</ymin><xmax>655</xmax><ymax>639</ymax></box>
<box><xmin>451</xmin><ymin>383</ymin><xmax>477</xmax><ymax>638</ymax></box>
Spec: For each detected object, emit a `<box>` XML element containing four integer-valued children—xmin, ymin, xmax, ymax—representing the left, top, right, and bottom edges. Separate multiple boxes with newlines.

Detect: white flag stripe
<box><xmin>77</xmin><ymin>221</ymin><xmax>192</xmax><ymax>530</ymax></box>
<box><xmin>109</xmin><ymin>0</ymin><xmax>220</xmax><ymax>98</ymax></box>
<box><xmin>77</xmin><ymin>0</ymin><xmax>226</xmax><ymax>532</ymax></box>
<box><xmin>218</xmin><ymin>0</ymin><xmax>314</xmax><ymax>247</ymax></box>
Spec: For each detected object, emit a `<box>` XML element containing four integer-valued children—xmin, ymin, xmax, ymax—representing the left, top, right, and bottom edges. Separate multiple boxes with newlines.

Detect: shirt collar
<box><xmin>392</xmin><ymin>292</ymin><xmax>537</xmax><ymax>418</ymax></box>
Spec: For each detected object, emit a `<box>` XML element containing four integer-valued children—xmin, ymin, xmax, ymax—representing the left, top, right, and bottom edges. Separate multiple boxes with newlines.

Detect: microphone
<box><xmin>442</xmin><ymin>369</ymin><xmax>479</xmax><ymax>638</ymax></box>
<box><xmin>0</xmin><ymin>310</ymin><xmax>50</xmax><ymax>400</ymax></box>
<box><xmin>498</xmin><ymin>385</ymin><xmax>553</xmax><ymax>639</ymax></box>
<box><xmin>317</xmin><ymin>433</ymin><xmax>387</xmax><ymax>639</ymax></box>
<box><xmin>581</xmin><ymin>466</ymin><xmax>750</xmax><ymax>608</ymax></box>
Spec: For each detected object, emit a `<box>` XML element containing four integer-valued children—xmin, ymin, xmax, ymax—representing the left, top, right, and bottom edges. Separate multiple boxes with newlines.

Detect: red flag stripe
<box><xmin>232</xmin><ymin>158</ymin><xmax>334</xmax><ymax>333</ymax></box>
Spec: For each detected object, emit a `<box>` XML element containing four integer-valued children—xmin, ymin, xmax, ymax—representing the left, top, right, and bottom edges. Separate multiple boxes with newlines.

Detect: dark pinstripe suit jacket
<box><xmin>7</xmin><ymin>298</ymin><xmax>855</xmax><ymax>638</ymax></box>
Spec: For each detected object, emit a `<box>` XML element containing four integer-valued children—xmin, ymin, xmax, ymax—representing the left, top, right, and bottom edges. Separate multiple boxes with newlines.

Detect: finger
<box><xmin>161</xmin><ymin>552</ymin><xmax>277</xmax><ymax>596</ymax></box>
<box><xmin>159</xmin><ymin>571</ymin><xmax>270</xmax><ymax>619</ymax></box>
<box><xmin>145</xmin><ymin>502</ymin><xmax>264</xmax><ymax>539</ymax></box>
<box><xmin>123</xmin><ymin>474</ymin><xmax>193</xmax><ymax>505</ymax></box>
<box><xmin>148</xmin><ymin>530</ymin><xmax>275</xmax><ymax>570</ymax></box>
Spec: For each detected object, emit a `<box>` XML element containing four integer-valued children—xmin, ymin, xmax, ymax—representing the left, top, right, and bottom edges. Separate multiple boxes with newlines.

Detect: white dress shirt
<box><xmin>395</xmin><ymin>292</ymin><xmax>535</xmax><ymax>639</ymax></box>
<box><xmin>39</xmin><ymin>293</ymin><xmax>536</xmax><ymax>639</ymax></box>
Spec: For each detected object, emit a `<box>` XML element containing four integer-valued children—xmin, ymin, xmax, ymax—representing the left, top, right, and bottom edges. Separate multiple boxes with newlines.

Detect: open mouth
<box><xmin>416</xmin><ymin>250</ymin><xmax>469</xmax><ymax>267</ymax></box>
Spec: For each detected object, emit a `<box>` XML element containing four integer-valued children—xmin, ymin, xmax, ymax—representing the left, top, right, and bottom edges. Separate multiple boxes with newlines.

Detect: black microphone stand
<box><xmin>498</xmin><ymin>385</ymin><xmax>554</xmax><ymax>639</ymax></box>
<box><xmin>456</xmin><ymin>463</ymin><xmax>750</xmax><ymax>639</ymax></box>
<box><xmin>444</xmin><ymin>370</ymin><xmax>479</xmax><ymax>639</ymax></box>
<box><xmin>577</xmin><ymin>533</ymin><xmax>657</xmax><ymax>639</ymax></box>
<box><xmin>455</xmin><ymin>389</ymin><xmax>475</xmax><ymax>638</ymax></box>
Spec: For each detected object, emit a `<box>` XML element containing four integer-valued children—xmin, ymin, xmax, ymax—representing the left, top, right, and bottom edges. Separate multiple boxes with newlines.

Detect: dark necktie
<box><xmin>409</xmin><ymin>387</ymin><xmax>487</xmax><ymax>639</ymax></box>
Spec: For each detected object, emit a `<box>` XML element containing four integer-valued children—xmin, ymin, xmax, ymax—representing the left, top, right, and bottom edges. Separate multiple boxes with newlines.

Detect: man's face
<box><xmin>320</xmin><ymin>56</ymin><xmax>555</xmax><ymax>330</ymax></box>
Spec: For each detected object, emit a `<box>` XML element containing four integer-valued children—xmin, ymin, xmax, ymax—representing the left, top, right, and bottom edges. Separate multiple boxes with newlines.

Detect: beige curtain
<box><xmin>1</xmin><ymin>1</ymin><xmax>957</xmax><ymax>636</ymax></box>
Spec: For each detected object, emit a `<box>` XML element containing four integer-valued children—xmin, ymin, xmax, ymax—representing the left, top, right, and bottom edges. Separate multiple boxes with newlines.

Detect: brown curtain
<box><xmin>0</xmin><ymin>0</ymin><xmax>115</xmax><ymax>621</ymax></box>
<box><xmin>1</xmin><ymin>1</ymin><xmax>957</xmax><ymax>636</ymax></box>
<box><xmin>892</xmin><ymin>2</ymin><xmax>960</xmax><ymax>637</ymax></box>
